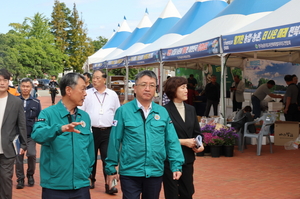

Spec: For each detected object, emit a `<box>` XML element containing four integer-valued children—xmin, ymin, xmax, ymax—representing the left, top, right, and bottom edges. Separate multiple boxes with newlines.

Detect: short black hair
<box><xmin>93</xmin><ymin>69</ymin><xmax>107</xmax><ymax>78</ymax></box>
<box><xmin>164</xmin><ymin>77</ymin><xmax>188</xmax><ymax>101</ymax></box>
<box><xmin>243</xmin><ymin>106</ymin><xmax>252</xmax><ymax>112</ymax></box>
<box><xmin>59</xmin><ymin>73</ymin><xmax>85</xmax><ymax>96</ymax></box>
<box><xmin>291</xmin><ymin>74</ymin><xmax>297</xmax><ymax>78</ymax></box>
<box><xmin>234</xmin><ymin>75</ymin><xmax>240</xmax><ymax>79</ymax></box>
<box><xmin>83</xmin><ymin>72</ymin><xmax>92</xmax><ymax>79</ymax></box>
<box><xmin>189</xmin><ymin>74</ymin><xmax>194</xmax><ymax>77</ymax></box>
<box><xmin>0</xmin><ymin>68</ymin><xmax>11</xmax><ymax>80</ymax></box>
<box><xmin>284</xmin><ymin>75</ymin><xmax>293</xmax><ymax>82</ymax></box>
<box><xmin>267</xmin><ymin>80</ymin><xmax>275</xmax><ymax>85</ymax></box>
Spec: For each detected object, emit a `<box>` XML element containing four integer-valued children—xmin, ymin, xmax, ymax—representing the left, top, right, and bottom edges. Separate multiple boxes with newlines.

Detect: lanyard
<box><xmin>94</xmin><ymin>92</ymin><xmax>107</xmax><ymax>114</ymax></box>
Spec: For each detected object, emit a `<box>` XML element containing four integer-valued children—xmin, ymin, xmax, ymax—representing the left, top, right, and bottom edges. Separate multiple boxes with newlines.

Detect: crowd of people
<box><xmin>1</xmin><ymin>66</ymin><xmax>299</xmax><ymax>199</ymax></box>
<box><xmin>0</xmin><ymin>68</ymin><xmax>204</xmax><ymax>199</ymax></box>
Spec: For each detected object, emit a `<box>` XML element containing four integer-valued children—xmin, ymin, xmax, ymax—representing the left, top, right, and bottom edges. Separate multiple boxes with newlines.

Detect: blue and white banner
<box><xmin>161</xmin><ymin>37</ymin><xmax>220</xmax><ymax>62</ymax></box>
<box><xmin>222</xmin><ymin>22</ymin><xmax>300</xmax><ymax>53</ymax></box>
<box><xmin>127</xmin><ymin>50</ymin><xmax>160</xmax><ymax>66</ymax></box>
<box><xmin>106</xmin><ymin>57</ymin><xmax>127</xmax><ymax>69</ymax></box>
<box><xmin>93</xmin><ymin>61</ymin><xmax>107</xmax><ymax>70</ymax></box>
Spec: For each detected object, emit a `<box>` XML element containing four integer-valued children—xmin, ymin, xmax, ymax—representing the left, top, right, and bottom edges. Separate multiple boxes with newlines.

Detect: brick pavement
<box><xmin>12</xmin><ymin>94</ymin><xmax>300</xmax><ymax>199</ymax></box>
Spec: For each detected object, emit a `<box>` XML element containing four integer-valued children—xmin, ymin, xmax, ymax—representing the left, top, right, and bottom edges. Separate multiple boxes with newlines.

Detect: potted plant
<box><xmin>214</xmin><ymin>127</ymin><xmax>239</xmax><ymax>157</ymax></box>
<box><xmin>207</xmin><ymin>135</ymin><xmax>224</xmax><ymax>158</ymax></box>
<box><xmin>199</xmin><ymin>125</ymin><xmax>216</xmax><ymax>155</ymax></box>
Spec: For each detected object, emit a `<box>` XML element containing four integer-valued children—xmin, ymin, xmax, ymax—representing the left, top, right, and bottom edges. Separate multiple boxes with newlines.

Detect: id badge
<box><xmin>99</xmin><ymin>109</ymin><xmax>104</xmax><ymax>115</ymax></box>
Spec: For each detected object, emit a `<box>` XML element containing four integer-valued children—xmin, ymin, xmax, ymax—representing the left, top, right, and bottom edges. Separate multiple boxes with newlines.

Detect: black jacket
<box><xmin>164</xmin><ymin>101</ymin><xmax>202</xmax><ymax>164</ymax></box>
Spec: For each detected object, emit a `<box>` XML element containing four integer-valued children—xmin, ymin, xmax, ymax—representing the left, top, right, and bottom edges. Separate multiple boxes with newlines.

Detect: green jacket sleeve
<box><xmin>165</xmin><ymin>116</ymin><xmax>184</xmax><ymax>172</ymax></box>
<box><xmin>105</xmin><ymin>108</ymin><xmax>124</xmax><ymax>175</ymax></box>
<box><xmin>31</xmin><ymin>110</ymin><xmax>64</xmax><ymax>144</ymax></box>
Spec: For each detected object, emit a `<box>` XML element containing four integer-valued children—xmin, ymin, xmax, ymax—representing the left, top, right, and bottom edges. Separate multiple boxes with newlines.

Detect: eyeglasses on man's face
<box><xmin>136</xmin><ymin>83</ymin><xmax>157</xmax><ymax>89</ymax></box>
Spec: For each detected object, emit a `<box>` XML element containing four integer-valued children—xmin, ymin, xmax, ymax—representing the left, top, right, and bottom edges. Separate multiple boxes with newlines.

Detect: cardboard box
<box><xmin>274</xmin><ymin>121</ymin><xmax>299</xmax><ymax>146</ymax></box>
<box><xmin>268</xmin><ymin>102</ymin><xmax>283</xmax><ymax>112</ymax></box>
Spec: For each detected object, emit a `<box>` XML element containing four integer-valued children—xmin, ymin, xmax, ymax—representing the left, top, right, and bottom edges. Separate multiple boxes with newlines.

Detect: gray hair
<box><xmin>135</xmin><ymin>70</ymin><xmax>157</xmax><ymax>84</ymax></box>
<box><xmin>59</xmin><ymin>73</ymin><xmax>85</xmax><ymax>96</ymax></box>
<box><xmin>20</xmin><ymin>78</ymin><xmax>33</xmax><ymax>87</ymax></box>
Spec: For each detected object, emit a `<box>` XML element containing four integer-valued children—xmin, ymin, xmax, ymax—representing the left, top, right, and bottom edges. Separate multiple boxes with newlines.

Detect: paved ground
<box><xmin>12</xmin><ymin>90</ymin><xmax>300</xmax><ymax>199</ymax></box>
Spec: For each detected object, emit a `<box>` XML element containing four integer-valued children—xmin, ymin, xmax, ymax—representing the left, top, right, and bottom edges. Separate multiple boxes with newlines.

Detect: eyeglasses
<box><xmin>0</xmin><ymin>79</ymin><xmax>8</xmax><ymax>83</ymax></box>
<box><xmin>136</xmin><ymin>83</ymin><xmax>157</xmax><ymax>89</ymax></box>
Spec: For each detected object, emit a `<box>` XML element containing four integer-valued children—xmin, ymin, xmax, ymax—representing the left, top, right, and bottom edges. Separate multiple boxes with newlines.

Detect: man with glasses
<box><xmin>105</xmin><ymin>70</ymin><xmax>184</xmax><ymax>199</ymax></box>
<box><xmin>0</xmin><ymin>68</ymin><xmax>27</xmax><ymax>199</ymax></box>
<box><xmin>15</xmin><ymin>78</ymin><xmax>41</xmax><ymax>189</ymax></box>
<box><xmin>79</xmin><ymin>69</ymin><xmax>120</xmax><ymax>193</ymax></box>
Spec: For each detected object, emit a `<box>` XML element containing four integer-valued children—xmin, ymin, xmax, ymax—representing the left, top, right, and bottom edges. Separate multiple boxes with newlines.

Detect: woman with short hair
<box><xmin>163</xmin><ymin>77</ymin><xmax>204</xmax><ymax>199</ymax></box>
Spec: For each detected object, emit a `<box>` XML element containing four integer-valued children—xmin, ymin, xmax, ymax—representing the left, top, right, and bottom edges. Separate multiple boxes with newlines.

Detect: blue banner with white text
<box><xmin>222</xmin><ymin>22</ymin><xmax>300</xmax><ymax>53</ymax></box>
<box><xmin>161</xmin><ymin>37</ymin><xmax>220</xmax><ymax>62</ymax></box>
<box><xmin>127</xmin><ymin>50</ymin><xmax>160</xmax><ymax>66</ymax></box>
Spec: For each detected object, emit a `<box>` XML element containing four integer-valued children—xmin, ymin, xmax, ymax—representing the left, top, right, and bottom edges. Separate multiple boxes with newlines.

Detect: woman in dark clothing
<box><xmin>49</xmin><ymin>75</ymin><xmax>59</xmax><ymax>105</ymax></box>
<box><xmin>163</xmin><ymin>77</ymin><xmax>204</xmax><ymax>199</ymax></box>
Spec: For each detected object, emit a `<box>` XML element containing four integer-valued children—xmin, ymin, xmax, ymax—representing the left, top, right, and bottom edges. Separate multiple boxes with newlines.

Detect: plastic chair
<box><xmin>242</xmin><ymin>113</ymin><xmax>275</xmax><ymax>156</ymax></box>
<box><xmin>227</xmin><ymin>111</ymin><xmax>246</xmax><ymax>151</ymax></box>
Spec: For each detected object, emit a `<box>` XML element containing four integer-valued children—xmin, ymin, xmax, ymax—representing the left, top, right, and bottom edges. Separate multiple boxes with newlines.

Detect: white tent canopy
<box><xmin>132</xmin><ymin>0</ymin><xmax>228</xmax><ymax>58</ymax></box>
<box><xmin>88</xmin><ymin>18</ymin><xmax>131</xmax><ymax>65</ymax></box>
<box><xmin>222</xmin><ymin>0</ymin><xmax>300</xmax><ymax>64</ymax></box>
<box><xmin>102</xmin><ymin>10</ymin><xmax>152</xmax><ymax>62</ymax></box>
<box><xmin>111</xmin><ymin>0</ymin><xmax>182</xmax><ymax>60</ymax></box>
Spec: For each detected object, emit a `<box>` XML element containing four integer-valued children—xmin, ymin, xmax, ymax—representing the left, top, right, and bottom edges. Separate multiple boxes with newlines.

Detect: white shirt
<box><xmin>79</xmin><ymin>87</ymin><xmax>120</xmax><ymax>127</ymax></box>
<box><xmin>137</xmin><ymin>99</ymin><xmax>152</xmax><ymax>119</ymax></box>
<box><xmin>32</xmin><ymin>80</ymin><xmax>39</xmax><ymax>87</ymax></box>
<box><xmin>0</xmin><ymin>96</ymin><xmax>8</xmax><ymax>154</ymax></box>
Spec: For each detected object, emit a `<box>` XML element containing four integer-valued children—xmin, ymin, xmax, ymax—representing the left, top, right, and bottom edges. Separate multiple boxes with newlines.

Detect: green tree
<box><xmin>51</xmin><ymin>0</ymin><xmax>70</xmax><ymax>53</ymax></box>
<box><xmin>68</xmin><ymin>3</ymin><xmax>94</xmax><ymax>73</ymax></box>
<box><xmin>6</xmin><ymin>13</ymin><xmax>67</xmax><ymax>78</ymax></box>
<box><xmin>92</xmin><ymin>36</ymin><xmax>108</xmax><ymax>52</ymax></box>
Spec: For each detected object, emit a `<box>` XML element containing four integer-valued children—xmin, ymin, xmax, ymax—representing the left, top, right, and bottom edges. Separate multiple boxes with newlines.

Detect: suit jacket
<box><xmin>231</xmin><ymin>80</ymin><xmax>245</xmax><ymax>102</ymax></box>
<box><xmin>164</xmin><ymin>101</ymin><xmax>202</xmax><ymax>164</ymax></box>
<box><xmin>1</xmin><ymin>93</ymin><xmax>27</xmax><ymax>158</ymax></box>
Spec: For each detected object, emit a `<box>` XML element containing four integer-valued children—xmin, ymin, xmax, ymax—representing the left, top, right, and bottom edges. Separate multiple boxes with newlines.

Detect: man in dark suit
<box><xmin>0</xmin><ymin>68</ymin><xmax>27</xmax><ymax>199</ymax></box>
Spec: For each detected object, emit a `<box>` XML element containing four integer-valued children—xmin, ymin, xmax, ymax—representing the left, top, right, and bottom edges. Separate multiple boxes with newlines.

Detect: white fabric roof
<box><xmin>88</xmin><ymin>19</ymin><xmax>131</xmax><ymax>65</ymax></box>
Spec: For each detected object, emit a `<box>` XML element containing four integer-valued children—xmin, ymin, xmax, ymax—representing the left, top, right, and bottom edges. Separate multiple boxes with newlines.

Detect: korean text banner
<box><xmin>161</xmin><ymin>38</ymin><xmax>220</xmax><ymax>62</ymax></box>
<box><xmin>127</xmin><ymin>50</ymin><xmax>160</xmax><ymax>66</ymax></box>
<box><xmin>222</xmin><ymin>22</ymin><xmax>300</xmax><ymax>53</ymax></box>
<box><xmin>107</xmin><ymin>58</ymin><xmax>126</xmax><ymax>69</ymax></box>
<box><xmin>93</xmin><ymin>61</ymin><xmax>107</xmax><ymax>70</ymax></box>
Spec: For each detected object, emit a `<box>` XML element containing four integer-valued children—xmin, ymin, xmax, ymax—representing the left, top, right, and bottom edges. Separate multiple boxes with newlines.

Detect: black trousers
<box><xmin>232</xmin><ymin>98</ymin><xmax>242</xmax><ymax>112</ymax></box>
<box><xmin>120</xmin><ymin>175</ymin><xmax>162</xmax><ymax>199</ymax></box>
<box><xmin>284</xmin><ymin>103</ymin><xmax>299</xmax><ymax>121</ymax></box>
<box><xmin>0</xmin><ymin>154</ymin><xmax>15</xmax><ymax>199</ymax></box>
<box><xmin>163</xmin><ymin>161</ymin><xmax>194</xmax><ymax>199</ymax></box>
<box><xmin>204</xmin><ymin>99</ymin><xmax>218</xmax><ymax>117</ymax></box>
<box><xmin>50</xmin><ymin>90</ymin><xmax>57</xmax><ymax>104</ymax></box>
<box><xmin>90</xmin><ymin>127</ymin><xmax>111</xmax><ymax>183</ymax></box>
<box><xmin>42</xmin><ymin>187</ymin><xmax>90</xmax><ymax>199</ymax></box>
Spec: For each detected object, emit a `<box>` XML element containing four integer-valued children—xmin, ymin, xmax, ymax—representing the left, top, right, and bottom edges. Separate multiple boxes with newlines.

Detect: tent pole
<box><xmin>219</xmin><ymin>36</ymin><xmax>226</xmax><ymax>125</ymax></box>
<box><xmin>159</xmin><ymin>50</ymin><xmax>163</xmax><ymax>105</ymax></box>
<box><xmin>125</xmin><ymin>58</ymin><xmax>129</xmax><ymax>102</ymax></box>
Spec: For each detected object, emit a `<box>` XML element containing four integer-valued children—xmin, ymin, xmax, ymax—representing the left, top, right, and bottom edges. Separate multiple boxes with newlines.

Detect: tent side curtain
<box><xmin>222</xmin><ymin>21</ymin><xmax>300</xmax><ymax>54</ymax></box>
<box><xmin>161</xmin><ymin>37</ymin><xmax>221</xmax><ymax>62</ymax></box>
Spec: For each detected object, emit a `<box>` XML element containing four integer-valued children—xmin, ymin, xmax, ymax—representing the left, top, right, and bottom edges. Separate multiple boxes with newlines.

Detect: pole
<box><xmin>125</xmin><ymin>58</ymin><xmax>129</xmax><ymax>102</ymax></box>
<box><xmin>159</xmin><ymin>50</ymin><xmax>163</xmax><ymax>105</ymax></box>
<box><xmin>219</xmin><ymin>36</ymin><xmax>226</xmax><ymax>125</ymax></box>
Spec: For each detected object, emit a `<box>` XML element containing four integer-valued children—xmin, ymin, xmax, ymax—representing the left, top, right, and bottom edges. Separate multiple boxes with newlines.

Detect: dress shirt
<box><xmin>137</xmin><ymin>99</ymin><xmax>152</xmax><ymax>119</ymax></box>
<box><xmin>79</xmin><ymin>87</ymin><xmax>120</xmax><ymax>127</ymax></box>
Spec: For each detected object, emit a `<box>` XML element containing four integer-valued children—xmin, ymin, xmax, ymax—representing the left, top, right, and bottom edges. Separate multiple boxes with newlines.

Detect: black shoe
<box><xmin>16</xmin><ymin>180</ymin><xmax>24</xmax><ymax>189</ymax></box>
<box><xmin>105</xmin><ymin>184</ymin><xmax>118</xmax><ymax>194</ymax></box>
<box><xmin>28</xmin><ymin>175</ymin><xmax>34</xmax><ymax>187</ymax></box>
<box><xmin>90</xmin><ymin>180</ymin><xmax>95</xmax><ymax>189</ymax></box>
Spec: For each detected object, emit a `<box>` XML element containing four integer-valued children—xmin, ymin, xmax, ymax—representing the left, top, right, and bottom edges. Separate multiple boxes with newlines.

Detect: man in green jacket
<box><xmin>105</xmin><ymin>70</ymin><xmax>184</xmax><ymax>199</ymax></box>
<box><xmin>32</xmin><ymin>73</ymin><xmax>94</xmax><ymax>199</ymax></box>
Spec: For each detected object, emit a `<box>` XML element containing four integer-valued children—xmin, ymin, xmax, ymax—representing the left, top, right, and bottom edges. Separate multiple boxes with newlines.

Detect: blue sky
<box><xmin>0</xmin><ymin>0</ymin><xmax>195</xmax><ymax>40</ymax></box>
